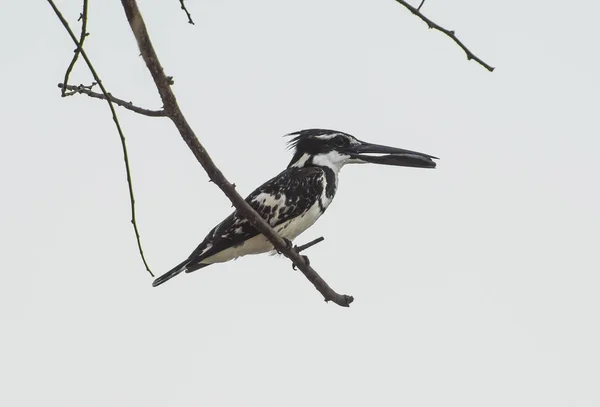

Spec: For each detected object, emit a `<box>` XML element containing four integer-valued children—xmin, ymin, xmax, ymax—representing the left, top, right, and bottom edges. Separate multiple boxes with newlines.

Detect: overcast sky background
<box><xmin>1</xmin><ymin>0</ymin><xmax>599</xmax><ymax>406</ymax></box>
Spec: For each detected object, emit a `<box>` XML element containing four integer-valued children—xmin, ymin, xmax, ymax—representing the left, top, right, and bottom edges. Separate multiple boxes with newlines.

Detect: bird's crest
<box><xmin>285</xmin><ymin>129</ymin><xmax>349</xmax><ymax>150</ymax></box>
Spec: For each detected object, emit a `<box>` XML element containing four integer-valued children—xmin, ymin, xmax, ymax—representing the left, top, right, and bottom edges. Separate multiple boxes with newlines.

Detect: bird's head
<box><xmin>286</xmin><ymin>129</ymin><xmax>438</xmax><ymax>173</ymax></box>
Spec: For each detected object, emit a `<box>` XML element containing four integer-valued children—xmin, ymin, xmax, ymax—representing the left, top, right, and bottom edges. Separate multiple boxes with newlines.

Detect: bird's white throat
<box><xmin>291</xmin><ymin>151</ymin><xmax>349</xmax><ymax>175</ymax></box>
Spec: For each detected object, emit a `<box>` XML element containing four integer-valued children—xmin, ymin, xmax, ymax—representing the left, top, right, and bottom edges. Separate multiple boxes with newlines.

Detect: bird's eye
<box><xmin>333</xmin><ymin>136</ymin><xmax>347</xmax><ymax>147</ymax></box>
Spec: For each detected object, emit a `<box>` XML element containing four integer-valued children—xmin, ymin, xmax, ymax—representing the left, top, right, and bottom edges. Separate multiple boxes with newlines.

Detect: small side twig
<box><xmin>178</xmin><ymin>0</ymin><xmax>194</xmax><ymax>25</ymax></box>
<box><xmin>296</xmin><ymin>237</ymin><xmax>325</xmax><ymax>253</ymax></box>
<box><xmin>417</xmin><ymin>0</ymin><xmax>425</xmax><ymax>11</ymax></box>
<box><xmin>59</xmin><ymin>83</ymin><xmax>166</xmax><ymax>117</ymax></box>
<box><xmin>394</xmin><ymin>0</ymin><xmax>495</xmax><ymax>72</ymax></box>
<box><xmin>48</xmin><ymin>0</ymin><xmax>154</xmax><ymax>277</ymax></box>
<box><xmin>61</xmin><ymin>0</ymin><xmax>89</xmax><ymax>96</ymax></box>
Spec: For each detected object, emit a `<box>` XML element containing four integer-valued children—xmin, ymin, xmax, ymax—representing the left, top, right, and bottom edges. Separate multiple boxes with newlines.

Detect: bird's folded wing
<box><xmin>185</xmin><ymin>166</ymin><xmax>326</xmax><ymax>266</ymax></box>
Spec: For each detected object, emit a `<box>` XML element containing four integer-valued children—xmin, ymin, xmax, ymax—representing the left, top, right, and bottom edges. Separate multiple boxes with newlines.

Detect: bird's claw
<box><xmin>303</xmin><ymin>255</ymin><xmax>310</xmax><ymax>266</ymax></box>
<box><xmin>276</xmin><ymin>238</ymin><xmax>294</xmax><ymax>255</ymax></box>
<box><xmin>292</xmin><ymin>255</ymin><xmax>310</xmax><ymax>270</ymax></box>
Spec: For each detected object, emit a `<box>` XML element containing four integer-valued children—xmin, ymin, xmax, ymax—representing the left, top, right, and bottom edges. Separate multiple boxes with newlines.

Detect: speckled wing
<box><xmin>184</xmin><ymin>166</ymin><xmax>326</xmax><ymax>272</ymax></box>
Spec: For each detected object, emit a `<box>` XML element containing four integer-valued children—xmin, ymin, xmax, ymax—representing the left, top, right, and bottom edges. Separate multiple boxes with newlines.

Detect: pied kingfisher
<box><xmin>153</xmin><ymin>129</ymin><xmax>437</xmax><ymax>287</ymax></box>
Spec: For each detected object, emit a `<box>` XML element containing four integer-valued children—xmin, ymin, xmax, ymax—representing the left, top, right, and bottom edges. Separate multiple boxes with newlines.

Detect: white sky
<box><xmin>1</xmin><ymin>0</ymin><xmax>599</xmax><ymax>406</ymax></box>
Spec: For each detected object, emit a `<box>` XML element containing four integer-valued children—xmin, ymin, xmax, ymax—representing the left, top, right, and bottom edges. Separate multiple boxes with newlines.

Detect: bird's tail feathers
<box><xmin>152</xmin><ymin>260</ymin><xmax>189</xmax><ymax>287</ymax></box>
<box><xmin>185</xmin><ymin>262</ymin><xmax>210</xmax><ymax>273</ymax></box>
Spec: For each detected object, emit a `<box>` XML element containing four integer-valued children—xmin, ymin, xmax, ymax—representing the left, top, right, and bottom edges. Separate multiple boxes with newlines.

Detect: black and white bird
<box><xmin>153</xmin><ymin>129</ymin><xmax>437</xmax><ymax>287</ymax></box>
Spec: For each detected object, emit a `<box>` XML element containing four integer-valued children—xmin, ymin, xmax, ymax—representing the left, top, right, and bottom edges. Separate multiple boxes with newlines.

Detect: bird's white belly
<box><xmin>200</xmin><ymin>201</ymin><xmax>325</xmax><ymax>265</ymax></box>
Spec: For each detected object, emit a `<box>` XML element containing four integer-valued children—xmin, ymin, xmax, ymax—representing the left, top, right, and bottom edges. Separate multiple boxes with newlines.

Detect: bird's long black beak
<box><xmin>346</xmin><ymin>141</ymin><xmax>438</xmax><ymax>169</ymax></box>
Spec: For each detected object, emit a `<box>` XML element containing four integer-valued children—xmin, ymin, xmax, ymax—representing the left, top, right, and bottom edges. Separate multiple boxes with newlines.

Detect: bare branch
<box><xmin>59</xmin><ymin>83</ymin><xmax>166</xmax><ymax>117</ymax></box>
<box><xmin>394</xmin><ymin>0</ymin><xmax>495</xmax><ymax>72</ymax></box>
<box><xmin>47</xmin><ymin>0</ymin><xmax>155</xmax><ymax>277</ymax></box>
<box><xmin>121</xmin><ymin>0</ymin><xmax>353</xmax><ymax>306</ymax></box>
<box><xmin>61</xmin><ymin>0</ymin><xmax>88</xmax><ymax>96</ymax></box>
<box><xmin>417</xmin><ymin>0</ymin><xmax>425</xmax><ymax>11</ymax></box>
<box><xmin>178</xmin><ymin>0</ymin><xmax>194</xmax><ymax>25</ymax></box>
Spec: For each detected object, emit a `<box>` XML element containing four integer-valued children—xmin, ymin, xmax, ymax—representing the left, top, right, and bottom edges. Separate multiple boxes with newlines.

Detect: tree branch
<box><xmin>178</xmin><ymin>0</ymin><xmax>194</xmax><ymax>25</ymax></box>
<box><xmin>59</xmin><ymin>83</ymin><xmax>166</xmax><ymax>117</ymax></box>
<box><xmin>47</xmin><ymin>0</ymin><xmax>155</xmax><ymax>277</ymax></box>
<box><xmin>393</xmin><ymin>0</ymin><xmax>495</xmax><ymax>72</ymax></box>
<box><xmin>61</xmin><ymin>0</ymin><xmax>88</xmax><ymax>96</ymax></box>
<box><xmin>120</xmin><ymin>0</ymin><xmax>353</xmax><ymax>306</ymax></box>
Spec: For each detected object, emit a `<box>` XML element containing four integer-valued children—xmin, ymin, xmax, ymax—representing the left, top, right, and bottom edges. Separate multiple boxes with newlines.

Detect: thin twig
<box><xmin>61</xmin><ymin>0</ymin><xmax>89</xmax><ymax>96</ymax></box>
<box><xmin>47</xmin><ymin>0</ymin><xmax>155</xmax><ymax>277</ymax></box>
<box><xmin>417</xmin><ymin>0</ymin><xmax>425</xmax><ymax>11</ymax></box>
<box><xmin>178</xmin><ymin>0</ymin><xmax>194</xmax><ymax>25</ymax></box>
<box><xmin>59</xmin><ymin>83</ymin><xmax>166</xmax><ymax>117</ymax></box>
<box><xmin>393</xmin><ymin>0</ymin><xmax>495</xmax><ymax>72</ymax></box>
<box><xmin>121</xmin><ymin>0</ymin><xmax>353</xmax><ymax>306</ymax></box>
<box><xmin>296</xmin><ymin>237</ymin><xmax>325</xmax><ymax>253</ymax></box>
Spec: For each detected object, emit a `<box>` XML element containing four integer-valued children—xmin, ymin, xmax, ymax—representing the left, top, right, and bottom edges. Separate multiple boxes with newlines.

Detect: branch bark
<box><xmin>120</xmin><ymin>0</ymin><xmax>354</xmax><ymax>306</ymax></box>
<box><xmin>394</xmin><ymin>0</ymin><xmax>495</xmax><ymax>72</ymax></box>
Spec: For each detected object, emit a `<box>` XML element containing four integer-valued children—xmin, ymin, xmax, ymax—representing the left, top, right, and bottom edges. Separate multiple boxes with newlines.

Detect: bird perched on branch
<box><xmin>153</xmin><ymin>129</ymin><xmax>437</xmax><ymax>287</ymax></box>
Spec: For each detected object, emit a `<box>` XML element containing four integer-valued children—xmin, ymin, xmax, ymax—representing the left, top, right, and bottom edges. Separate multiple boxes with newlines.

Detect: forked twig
<box><xmin>59</xmin><ymin>83</ymin><xmax>166</xmax><ymax>117</ymax></box>
<box><xmin>48</xmin><ymin>0</ymin><xmax>154</xmax><ymax>277</ymax></box>
<box><xmin>61</xmin><ymin>0</ymin><xmax>89</xmax><ymax>96</ymax></box>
